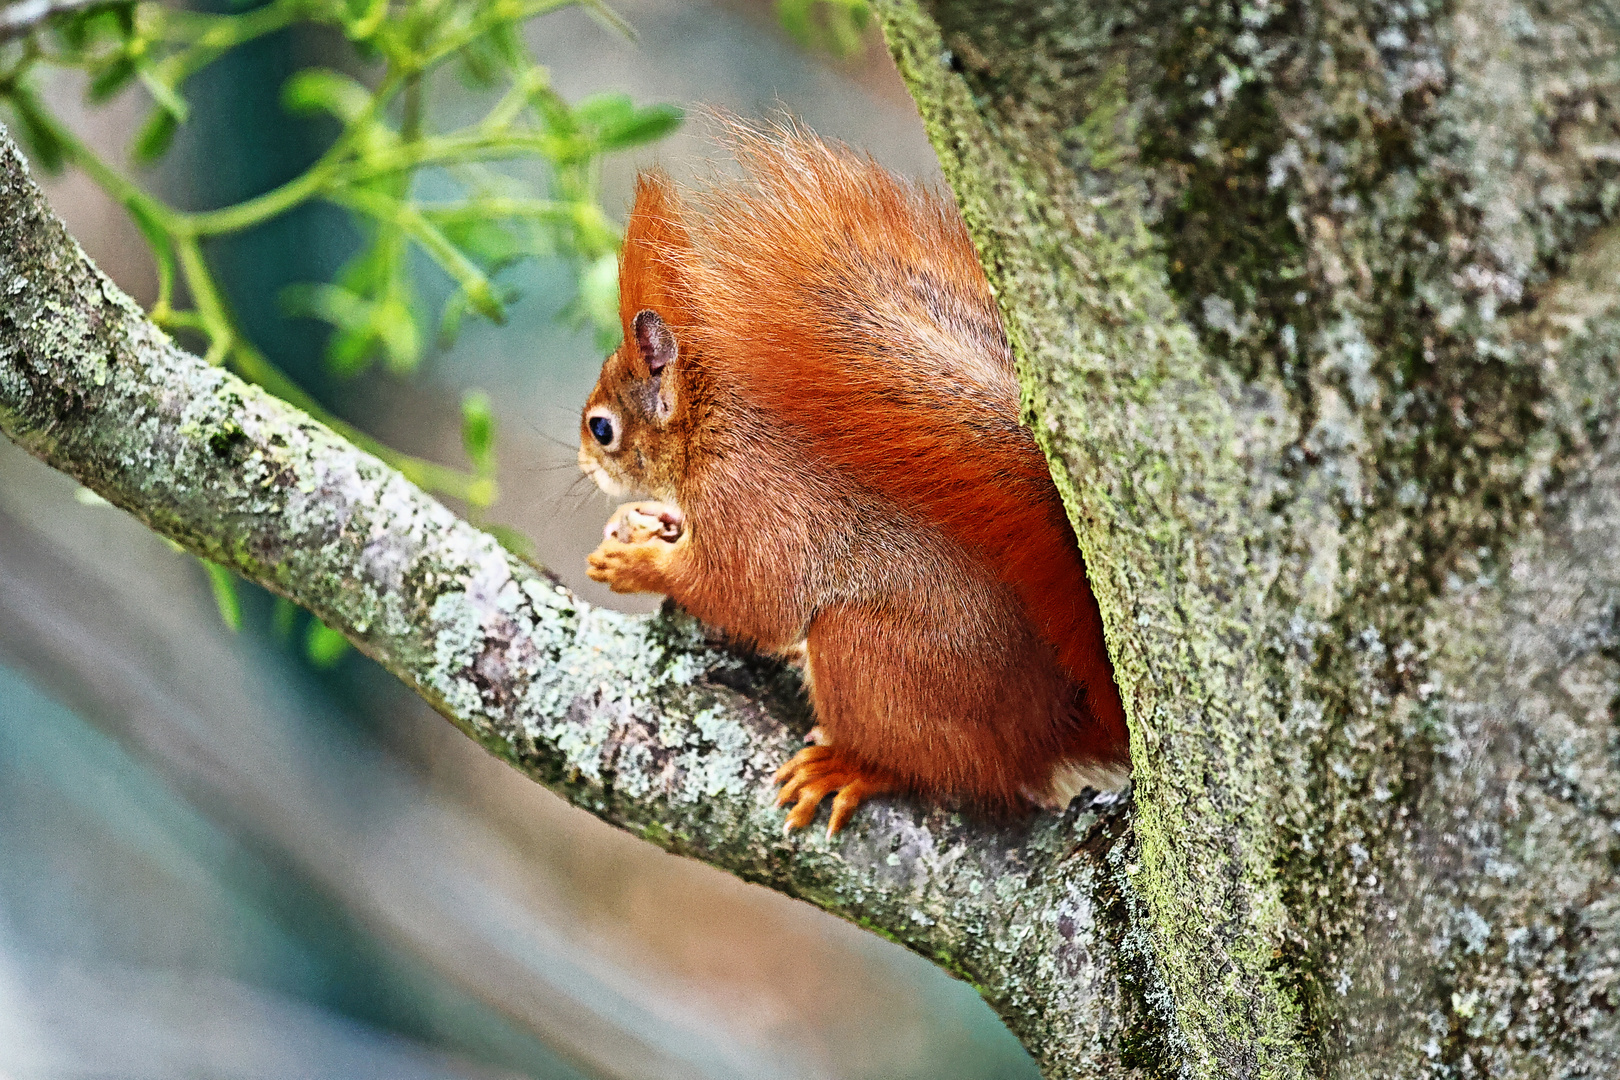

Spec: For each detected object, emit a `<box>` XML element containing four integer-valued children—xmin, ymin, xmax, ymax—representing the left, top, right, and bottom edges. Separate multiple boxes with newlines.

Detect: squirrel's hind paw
<box><xmin>773</xmin><ymin>745</ymin><xmax>894</xmax><ymax>836</ymax></box>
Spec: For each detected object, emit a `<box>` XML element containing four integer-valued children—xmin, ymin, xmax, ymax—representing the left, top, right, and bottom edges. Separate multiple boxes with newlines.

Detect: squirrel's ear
<box><xmin>619</xmin><ymin>170</ymin><xmax>690</xmax><ymax>343</ymax></box>
<box><xmin>632</xmin><ymin>309</ymin><xmax>677</xmax><ymax>376</ymax></box>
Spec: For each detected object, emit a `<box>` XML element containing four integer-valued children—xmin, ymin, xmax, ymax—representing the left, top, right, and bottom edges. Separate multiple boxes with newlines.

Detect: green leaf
<box><xmin>439</xmin><ymin>289</ymin><xmax>468</xmax><ymax>346</ymax></box>
<box><xmin>464</xmin><ymin>476</ymin><xmax>497</xmax><ymax>508</ymax></box>
<box><xmin>602</xmin><ymin>103</ymin><xmax>682</xmax><ymax>150</ymax></box>
<box><xmin>457</xmin><ymin>37</ymin><xmax>505</xmax><ymax>89</ymax></box>
<box><xmin>280</xmin><ymin>281</ymin><xmax>370</xmax><ymax>330</ymax></box>
<box><xmin>340</xmin><ymin>0</ymin><xmax>387</xmax><ymax>41</ymax></box>
<box><xmin>272</xmin><ymin>597</ymin><xmax>299</xmax><ymax>641</ymax></box>
<box><xmin>374</xmin><ymin>294</ymin><xmax>421</xmax><ymax>374</ymax></box>
<box><xmin>327</xmin><ymin>325</ymin><xmax>379</xmax><ymax>376</ymax></box>
<box><xmin>573</xmin><ymin>94</ymin><xmax>681</xmax><ymax>151</ymax></box>
<box><xmin>57</xmin><ymin>4</ymin><xmax>133</xmax><ymax>51</ymax></box>
<box><xmin>9</xmin><ymin>87</ymin><xmax>66</xmax><ymax>174</ymax></box>
<box><xmin>532</xmin><ymin>89</ymin><xmax>579</xmax><ymax>137</ymax></box>
<box><xmin>578</xmin><ymin>251</ymin><xmax>620</xmax><ymax>341</ymax></box>
<box><xmin>304</xmin><ymin>620</ymin><xmax>350</xmax><ymax>668</ymax></box>
<box><xmin>133</xmin><ymin>108</ymin><xmax>178</xmax><ymax>163</ymax></box>
<box><xmin>281</xmin><ymin>69</ymin><xmax>373</xmax><ymax>123</ymax></box>
<box><xmin>481</xmin><ymin>523</ymin><xmax>536</xmax><ymax>560</ymax></box>
<box><xmin>569</xmin><ymin>202</ymin><xmax>617</xmax><ymax>257</ymax></box>
<box><xmin>203</xmin><ymin>560</ymin><xmax>242</xmax><ymax>633</ymax></box>
<box><xmin>485</xmin><ymin>20</ymin><xmax>525</xmax><ymax>71</ymax></box>
<box><xmin>56</xmin><ymin>9</ymin><xmax>92</xmax><ymax>49</ymax></box>
<box><xmin>776</xmin><ymin>0</ymin><xmax>816</xmax><ymax>42</ymax></box>
<box><xmin>137</xmin><ymin>67</ymin><xmax>189</xmax><ymax>123</ymax></box>
<box><xmin>89</xmin><ymin>57</ymin><xmax>138</xmax><ymax>102</ymax></box>
<box><xmin>334</xmin><ymin>225</ymin><xmax>400</xmax><ymax>296</ymax></box>
<box><xmin>574</xmin><ymin>91</ymin><xmax>634</xmax><ymax>130</ymax></box>
<box><xmin>461</xmin><ymin>389</ymin><xmax>496</xmax><ymax>472</ymax></box>
<box><xmin>441</xmin><ymin>215</ymin><xmax>522</xmax><ymax>267</ymax></box>
<box><xmin>282</xmin><ymin>282</ymin><xmax>405</xmax><ymax>376</ymax></box>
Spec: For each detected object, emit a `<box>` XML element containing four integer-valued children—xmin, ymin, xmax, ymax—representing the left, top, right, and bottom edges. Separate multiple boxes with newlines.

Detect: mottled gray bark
<box><xmin>872</xmin><ymin>0</ymin><xmax>1620</xmax><ymax>1077</ymax></box>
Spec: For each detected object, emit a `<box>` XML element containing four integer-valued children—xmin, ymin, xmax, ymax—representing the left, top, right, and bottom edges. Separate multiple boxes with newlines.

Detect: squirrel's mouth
<box><xmin>577</xmin><ymin>446</ymin><xmax>627</xmax><ymax>497</ymax></box>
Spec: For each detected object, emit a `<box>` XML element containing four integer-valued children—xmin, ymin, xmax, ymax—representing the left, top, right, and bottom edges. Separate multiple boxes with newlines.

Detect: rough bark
<box><xmin>872</xmin><ymin>0</ymin><xmax>1620</xmax><ymax>1077</ymax></box>
<box><xmin>5</xmin><ymin>0</ymin><xmax>1620</xmax><ymax>1072</ymax></box>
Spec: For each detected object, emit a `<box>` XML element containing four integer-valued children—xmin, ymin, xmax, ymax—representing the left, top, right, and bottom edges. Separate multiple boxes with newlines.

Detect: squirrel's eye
<box><xmin>589</xmin><ymin>415</ymin><xmax>615</xmax><ymax>446</ymax></box>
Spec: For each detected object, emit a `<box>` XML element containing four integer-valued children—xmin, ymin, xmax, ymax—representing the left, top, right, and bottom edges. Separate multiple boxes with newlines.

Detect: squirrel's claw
<box><xmin>773</xmin><ymin>745</ymin><xmax>894</xmax><ymax>837</ymax></box>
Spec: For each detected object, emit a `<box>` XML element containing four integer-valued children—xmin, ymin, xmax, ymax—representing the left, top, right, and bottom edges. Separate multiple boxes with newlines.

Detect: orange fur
<box><xmin>581</xmin><ymin>124</ymin><xmax>1128</xmax><ymax>827</ymax></box>
<box><xmin>618</xmin><ymin>171</ymin><xmax>693</xmax><ymax>336</ymax></box>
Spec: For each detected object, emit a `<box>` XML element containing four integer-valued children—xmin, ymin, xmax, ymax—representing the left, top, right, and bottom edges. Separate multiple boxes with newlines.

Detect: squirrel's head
<box><xmin>579</xmin><ymin>308</ymin><xmax>683</xmax><ymax>499</ymax></box>
<box><xmin>579</xmin><ymin>170</ymin><xmax>693</xmax><ymax>502</ymax></box>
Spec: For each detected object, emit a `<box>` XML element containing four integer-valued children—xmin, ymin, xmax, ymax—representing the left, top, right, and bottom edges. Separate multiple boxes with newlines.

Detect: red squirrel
<box><xmin>579</xmin><ymin>126</ymin><xmax>1129</xmax><ymax>835</ymax></box>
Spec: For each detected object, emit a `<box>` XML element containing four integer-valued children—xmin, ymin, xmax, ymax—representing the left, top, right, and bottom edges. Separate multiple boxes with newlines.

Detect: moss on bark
<box><xmin>875</xmin><ymin>0</ymin><xmax>1620</xmax><ymax>1076</ymax></box>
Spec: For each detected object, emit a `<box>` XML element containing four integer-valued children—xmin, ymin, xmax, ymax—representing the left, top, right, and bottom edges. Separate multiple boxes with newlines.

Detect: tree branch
<box><xmin>0</xmin><ymin>125</ymin><xmax>1152</xmax><ymax>1075</ymax></box>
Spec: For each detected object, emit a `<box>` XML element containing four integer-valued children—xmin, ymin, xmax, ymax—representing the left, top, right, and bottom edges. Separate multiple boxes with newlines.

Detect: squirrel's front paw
<box><xmin>587</xmin><ymin>502</ymin><xmax>685</xmax><ymax>594</ymax></box>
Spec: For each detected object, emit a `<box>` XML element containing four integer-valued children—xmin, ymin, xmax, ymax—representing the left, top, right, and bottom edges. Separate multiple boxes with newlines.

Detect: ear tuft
<box><xmin>618</xmin><ymin>170</ymin><xmax>691</xmax><ymax>343</ymax></box>
<box><xmin>632</xmin><ymin>309</ymin><xmax>678</xmax><ymax>375</ymax></box>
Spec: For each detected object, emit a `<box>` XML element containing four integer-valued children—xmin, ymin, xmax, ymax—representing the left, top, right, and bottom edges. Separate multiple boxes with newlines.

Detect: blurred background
<box><xmin>0</xmin><ymin>1</ymin><xmax>1042</xmax><ymax>1076</ymax></box>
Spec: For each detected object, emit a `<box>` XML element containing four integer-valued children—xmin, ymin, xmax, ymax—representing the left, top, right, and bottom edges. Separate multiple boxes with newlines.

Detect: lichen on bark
<box><xmin>875</xmin><ymin>0</ymin><xmax>1620</xmax><ymax>1076</ymax></box>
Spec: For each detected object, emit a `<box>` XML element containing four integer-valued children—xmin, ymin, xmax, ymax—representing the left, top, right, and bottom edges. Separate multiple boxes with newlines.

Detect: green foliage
<box><xmin>460</xmin><ymin>388</ymin><xmax>495</xmax><ymax>471</ymax></box>
<box><xmin>272</xmin><ymin>596</ymin><xmax>300</xmax><ymax>640</ymax></box>
<box><xmin>0</xmin><ymin>0</ymin><xmax>674</xmax><ymax>468</ymax></box>
<box><xmin>0</xmin><ymin>0</ymin><xmax>680</xmax><ymax>640</ymax></box>
<box><xmin>460</xmin><ymin>387</ymin><xmax>498</xmax><ymax>507</ymax></box>
<box><xmin>304</xmin><ymin>619</ymin><xmax>351</xmax><ymax>668</ymax></box>
<box><xmin>274</xmin><ymin>597</ymin><xmax>353</xmax><ymax>668</ymax></box>
<box><xmin>7</xmin><ymin>83</ymin><xmax>66</xmax><ymax>171</ymax></box>
<box><xmin>776</xmin><ymin>0</ymin><xmax>871</xmax><ymax>58</ymax></box>
<box><xmin>567</xmin><ymin>249</ymin><xmax>618</xmax><ymax>349</ymax></box>
<box><xmin>203</xmin><ymin>560</ymin><xmax>243</xmax><ymax>632</ymax></box>
<box><xmin>573</xmin><ymin>91</ymin><xmax>683</xmax><ymax>150</ymax></box>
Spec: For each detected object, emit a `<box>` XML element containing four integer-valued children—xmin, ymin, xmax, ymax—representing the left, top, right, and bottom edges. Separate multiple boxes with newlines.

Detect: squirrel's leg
<box><xmin>771</xmin><ymin>608</ymin><xmax>909</xmax><ymax>836</ymax></box>
<box><xmin>778</xmin><ymin>599</ymin><xmax>1070</xmax><ymax>829</ymax></box>
<box><xmin>586</xmin><ymin>502</ymin><xmax>686</xmax><ymax>594</ymax></box>
<box><xmin>773</xmin><ymin>745</ymin><xmax>896</xmax><ymax>835</ymax></box>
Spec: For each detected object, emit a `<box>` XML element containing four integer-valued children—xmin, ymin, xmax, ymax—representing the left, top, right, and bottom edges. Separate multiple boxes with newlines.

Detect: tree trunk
<box><xmin>873</xmin><ymin>0</ymin><xmax>1620</xmax><ymax>1076</ymax></box>
<box><xmin>4</xmin><ymin>0</ymin><xmax>1620</xmax><ymax>1074</ymax></box>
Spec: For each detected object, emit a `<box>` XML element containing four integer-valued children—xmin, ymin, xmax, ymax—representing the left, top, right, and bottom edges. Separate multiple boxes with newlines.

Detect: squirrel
<box><xmin>579</xmin><ymin>125</ymin><xmax>1129</xmax><ymax>835</ymax></box>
